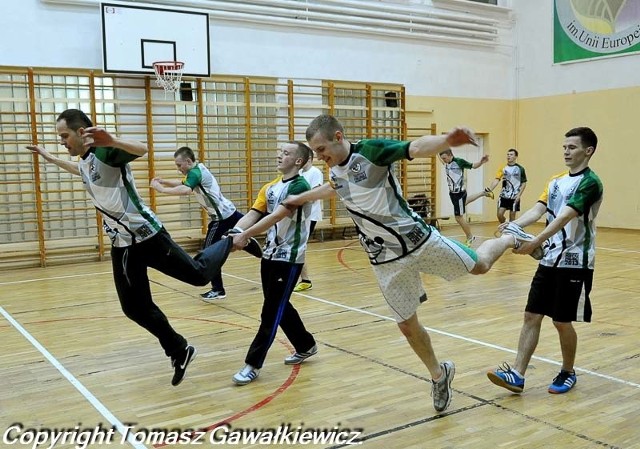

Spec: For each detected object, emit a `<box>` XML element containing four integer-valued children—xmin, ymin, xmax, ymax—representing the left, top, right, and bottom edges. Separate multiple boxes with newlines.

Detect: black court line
<box><xmin>151</xmin><ymin>279</ymin><xmax>623</xmax><ymax>449</ymax></box>
<box><xmin>323</xmin><ymin>343</ymin><xmax>622</xmax><ymax>449</ymax></box>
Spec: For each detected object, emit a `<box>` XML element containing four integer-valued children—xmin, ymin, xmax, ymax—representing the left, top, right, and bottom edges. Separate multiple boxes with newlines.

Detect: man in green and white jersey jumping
<box><xmin>284</xmin><ymin>115</ymin><xmax>533</xmax><ymax>413</ymax></box>
<box><xmin>27</xmin><ymin>109</ymin><xmax>232</xmax><ymax>387</ymax></box>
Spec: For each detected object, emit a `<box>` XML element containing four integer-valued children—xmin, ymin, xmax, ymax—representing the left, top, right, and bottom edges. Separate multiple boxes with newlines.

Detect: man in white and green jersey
<box><xmin>488</xmin><ymin>127</ymin><xmax>603</xmax><ymax>396</ymax></box>
<box><xmin>438</xmin><ymin>148</ymin><xmax>491</xmax><ymax>246</ymax></box>
<box><xmin>152</xmin><ymin>146</ymin><xmax>259</xmax><ymax>301</ymax></box>
<box><xmin>27</xmin><ymin>109</ymin><xmax>232</xmax><ymax>387</ymax></box>
<box><xmin>485</xmin><ymin>148</ymin><xmax>527</xmax><ymax>223</ymax></box>
<box><xmin>228</xmin><ymin>141</ymin><xmax>317</xmax><ymax>386</ymax></box>
<box><xmin>285</xmin><ymin>114</ymin><xmax>528</xmax><ymax>413</ymax></box>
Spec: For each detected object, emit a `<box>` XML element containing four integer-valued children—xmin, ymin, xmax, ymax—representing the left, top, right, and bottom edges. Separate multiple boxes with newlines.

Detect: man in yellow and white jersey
<box><xmin>485</xmin><ymin>148</ymin><xmax>528</xmax><ymax>223</ymax></box>
<box><xmin>228</xmin><ymin>141</ymin><xmax>317</xmax><ymax>386</ymax></box>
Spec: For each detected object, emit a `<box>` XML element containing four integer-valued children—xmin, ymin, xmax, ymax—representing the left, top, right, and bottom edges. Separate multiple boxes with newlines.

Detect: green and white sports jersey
<box><xmin>495</xmin><ymin>163</ymin><xmax>527</xmax><ymax>199</ymax></box>
<box><xmin>538</xmin><ymin>167</ymin><xmax>603</xmax><ymax>269</ymax></box>
<box><xmin>444</xmin><ymin>157</ymin><xmax>473</xmax><ymax>193</ymax></box>
<box><xmin>252</xmin><ymin>174</ymin><xmax>311</xmax><ymax>264</ymax></box>
<box><xmin>183</xmin><ymin>163</ymin><xmax>236</xmax><ymax>221</ymax></box>
<box><xmin>329</xmin><ymin>140</ymin><xmax>431</xmax><ymax>265</ymax></box>
<box><xmin>78</xmin><ymin>147</ymin><xmax>162</xmax><ymax>247</ymax></box>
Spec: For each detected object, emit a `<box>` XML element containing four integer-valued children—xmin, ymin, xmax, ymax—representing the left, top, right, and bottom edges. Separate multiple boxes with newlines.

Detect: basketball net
<box><xmin>152</xmin><ymin>61</ymin><xmax>184</xmax><ymax>95</ymax></box>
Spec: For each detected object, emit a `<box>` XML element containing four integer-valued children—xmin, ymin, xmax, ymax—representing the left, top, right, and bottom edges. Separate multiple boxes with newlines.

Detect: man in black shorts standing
<box><xmin>487</xmin><ymin>127</ymin><xmax>603</xmax><ymax>395</ymax></box>
<box><xmin>484</xmin><ymin>148</ymin><xmax>527</xmax><ymax>223</ymax></box>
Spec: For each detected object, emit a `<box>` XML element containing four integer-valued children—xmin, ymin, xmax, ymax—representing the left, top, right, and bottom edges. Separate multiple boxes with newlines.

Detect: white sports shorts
<box><xmin>371</xmin><ymin>230</ymin><xmax>477</xmax><ymax>322</ymax></box>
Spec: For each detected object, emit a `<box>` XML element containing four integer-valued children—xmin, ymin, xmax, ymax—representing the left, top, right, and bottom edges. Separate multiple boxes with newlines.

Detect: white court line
<box><xmin>452</xmin><ymin>233</ymin><xmax>640</xmax><ymax>255</ymax></box>
<box><xmin>0</xmin><ymin>271</ymin><xmax>112</xmax><ymax>286</ymax></box>
<box><xmin>224</xmin><ymin>272</ymin><xmax>640</xmax><ymax>389</ymax></box>
<box><xmin>0</xmin><ymin>306</ymin><xmax>148</xmax><ymax>449</ymax></box>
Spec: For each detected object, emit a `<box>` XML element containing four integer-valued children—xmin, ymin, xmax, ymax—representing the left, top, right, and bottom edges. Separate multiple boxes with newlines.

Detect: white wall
<box><xmin>209</xmin><ymin>20</ymin><xmax>514</xmax><ymax>98</ymax></box>
<box><xmin>512</xmin><ymin>0</ymin><xmax>640</xmax><ymax>99</ymax></box>
<box><xmin>2</xmin><ymin>0</ymin><xmax>514</xmax><ymax>99</ymax></box>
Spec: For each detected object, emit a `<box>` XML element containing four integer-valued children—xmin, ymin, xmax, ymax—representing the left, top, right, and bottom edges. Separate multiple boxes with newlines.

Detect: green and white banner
<box><xmin>554</xmin><ymin>0</ymin><xmax>640</xmax><ymax>63</ymax></box>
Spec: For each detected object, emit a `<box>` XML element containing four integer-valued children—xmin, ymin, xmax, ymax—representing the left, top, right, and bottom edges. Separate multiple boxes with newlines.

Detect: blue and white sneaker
<box><xmin>548</xmin><ymin>370</ymin><xmax>577</xmax><ymax>394</ymax></box>
<box><xmin>284</xmin><ymin>344</ymin><xmax>317</xmax><ymax>365</ymax></box>
<box><xmin>232</xmin><ymin>364</ymin><xmax>260</xmax><ymax>386</ymax></box>
<box><xmin>487</xmin><ymin>362</ymin><xmax>525</xmax><ymax>393</ymax></box>
<box><xmin>501</xmin><ymin>222</ymin><xmax>545</xmax><ymax>260</ymax></box>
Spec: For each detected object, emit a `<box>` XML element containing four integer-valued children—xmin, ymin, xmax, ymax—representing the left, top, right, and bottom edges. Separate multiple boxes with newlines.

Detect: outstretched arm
<box><xmin>511</xmin><ymin>202</ymin><xmax>546</xmax><ymax>229</ymax></box>
<box><xmin>409</xmin><ymin>126</ymin><xmax>477</xmax><ymax>159</ymax></box>
<box><xmin>472</xmin><ymin>154</ymin><xmax>489</xmax><ymax>169</ymax></box>
<box><xmin>231</xmin><ymin>206</ymin><xmax>291</xmax><ymax>251</ymax></box>
<box><xmin>514</xmin><ymin>205</ymin><xmax>578</xmax><ymax>256</ymax></box>
<box><xmin>283</xmin><ymin>182</ymin><xmax>336</xmax><ymax>208</ymax></box>
<box><xmin>26</xmin><ymin>145</ymin><xmax>80</xmax><ymax>176</ymax></box>
<box><xmin>233</xmin><ymin>209</ymin><xmax>263</xmax><ymax>232</ymax></box>
<box><xmin>83</xmin><ymin>127</ymin><xmax>148</xmax><ymax>157</ymax></box>
<box><xmin>486</xmin><ymin>177</ymin><xmax>500</xmax><ymax>192</ymax></box>
<box><xmin>150</xmin><ymin>178</ymin><xmax>191</xmax><ymax>195</ymax></box>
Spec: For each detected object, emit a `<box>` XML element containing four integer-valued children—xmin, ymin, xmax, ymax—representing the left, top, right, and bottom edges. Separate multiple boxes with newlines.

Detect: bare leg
<box><xmin>470</xmin><ymin>234</ymin><xmax>516</xmax><ymax>274</ymax></box>
<box><xmin>508</xmin><ymin>210</ymin><xmax>517</xmax><ymax>222</ymax></box>
<box><xmin>300</xmin><ymin>263</ymin><xmax>310</xmax><ymax>282</ymax></box>
<box><xmin>514</xmin><ymin>312</ymin><xmax>544</xmax><ymax>375</ymax></box>
<box><xmin>466</xmin><ymin>190</ymin><xmax>487</xmax><ymax>205</ymax></box>
<box><xmin>553</xmin><ymin>321</ymin><xmax>577</xmax><ymax>372</ymax></box>
<box><xmin>497</xmin><ymin>207</ymin><xmax>507</xmax><ymax>224</ymax></box>
<box><xmin>454</xmin><ymin>215</ymin><xmax>473</xmax><ymax>240</ymax></box>
<box><xmin>397</xmin><ymin>313</ymin><xmax>442</xmax><ymax>379</ymax></box>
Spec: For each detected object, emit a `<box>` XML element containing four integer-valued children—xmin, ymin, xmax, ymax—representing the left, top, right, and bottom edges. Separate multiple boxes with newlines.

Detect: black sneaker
<box><xmin>171</xmin><ymin>344</ymin><xmax>197</xmax><ymax>386</ymax></box>
<box><xmin>200</xmin><ymin>289</ymin><xmax>227</xmax><ymax>302</ymax></box>
<box><xmin>548</xmin><ymin>370</ymin><xmax>577</xmax><ymax>394</ymax></box>
<box><xmin>243</xmin><ymin>237</ymin><xmax>263</xmax><ymax>258</ymax></box>
<box><xmin>226</xmin><ymin>228</ymin><xmax>262</xmax><ymax>258</ymax></box>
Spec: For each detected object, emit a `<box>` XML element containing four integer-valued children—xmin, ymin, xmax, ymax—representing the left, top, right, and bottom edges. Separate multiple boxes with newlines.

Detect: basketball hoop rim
<box><xmin>152</xmin><ymin>61</ymin><xmax>184</xmax><ymax>67</ymax></box>
<box><xmin>152</xmin><ymin>61</ymin><xmax>184</xmax><ymax>75</ymax></box>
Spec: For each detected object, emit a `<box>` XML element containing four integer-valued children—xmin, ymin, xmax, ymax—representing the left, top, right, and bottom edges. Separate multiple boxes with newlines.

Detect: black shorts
<box><xmin>498</xmin><ymin>197</ymin><xmax>520</xmax><ymax>212</ymax></box>
<box><xmin>449</xmin><ymin>191</ymin><xmax>467</xmax><ymax>216</ymax></box>
<box><xmin>526</xmin><ymin>265</ymin><xmax>593</xmax><ymax>322</ymax></box>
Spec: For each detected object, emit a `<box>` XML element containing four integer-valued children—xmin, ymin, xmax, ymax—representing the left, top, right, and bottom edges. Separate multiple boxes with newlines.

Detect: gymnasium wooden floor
<box><xmin>1</xmin><ymin>223</ymin><xmax>638</xmax><ymax>449</ymax></box>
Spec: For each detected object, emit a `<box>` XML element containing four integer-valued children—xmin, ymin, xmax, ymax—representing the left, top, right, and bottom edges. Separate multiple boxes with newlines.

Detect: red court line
<box><xmin>10</xmin><ymin>315</ymin><xmax>301</xmax><ymax>448</ymax></box>
<box><xmin>336</xmin><ymin>240</ymin><xmax>361</xmax><ymax>272</ymax></box>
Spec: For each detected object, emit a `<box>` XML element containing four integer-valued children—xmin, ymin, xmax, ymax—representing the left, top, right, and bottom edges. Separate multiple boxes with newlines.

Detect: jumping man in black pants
<box><xmin>27</xmin><ymin>109</ymin><xmax>231</xmax><ymax>386</ymax></box>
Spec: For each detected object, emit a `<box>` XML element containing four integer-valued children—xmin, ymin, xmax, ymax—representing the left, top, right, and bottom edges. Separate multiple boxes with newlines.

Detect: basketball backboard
<box><xmin>101</xmin><ymin>2</ymin><xmax>210</xmax><ymax>77</ymax></box>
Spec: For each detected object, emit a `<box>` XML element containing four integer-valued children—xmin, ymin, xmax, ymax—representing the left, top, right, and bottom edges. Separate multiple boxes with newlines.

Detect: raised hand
<box><xmin>446</xmin><ymin>127</ymin><xmax>478</xmax><ymax>147</ymax></box>
<box><xmin>82</xmin><ymin>127</ymin><xmax>114</xmax><ymax>148</ymax></box>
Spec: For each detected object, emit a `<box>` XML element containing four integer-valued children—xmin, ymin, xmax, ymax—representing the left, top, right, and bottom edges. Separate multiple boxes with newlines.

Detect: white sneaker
<box><xmin>431</xmin><ymin>360</ymin><xmax>455</xmax><ymax>413</ymax></box>
<box><xmin>501</xmin><ymin>222</ymin><xmax>545</xmax><ymax>260</ymax></box>
<box><xmin>284</xmin><ymin>344</ymin><xmax>318</xmax><ymax>365</ymax></box>
<box><xmin>232</xmin><ymin>364</ymin><xmax>259</xmax><ymax>386</ymax></box>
